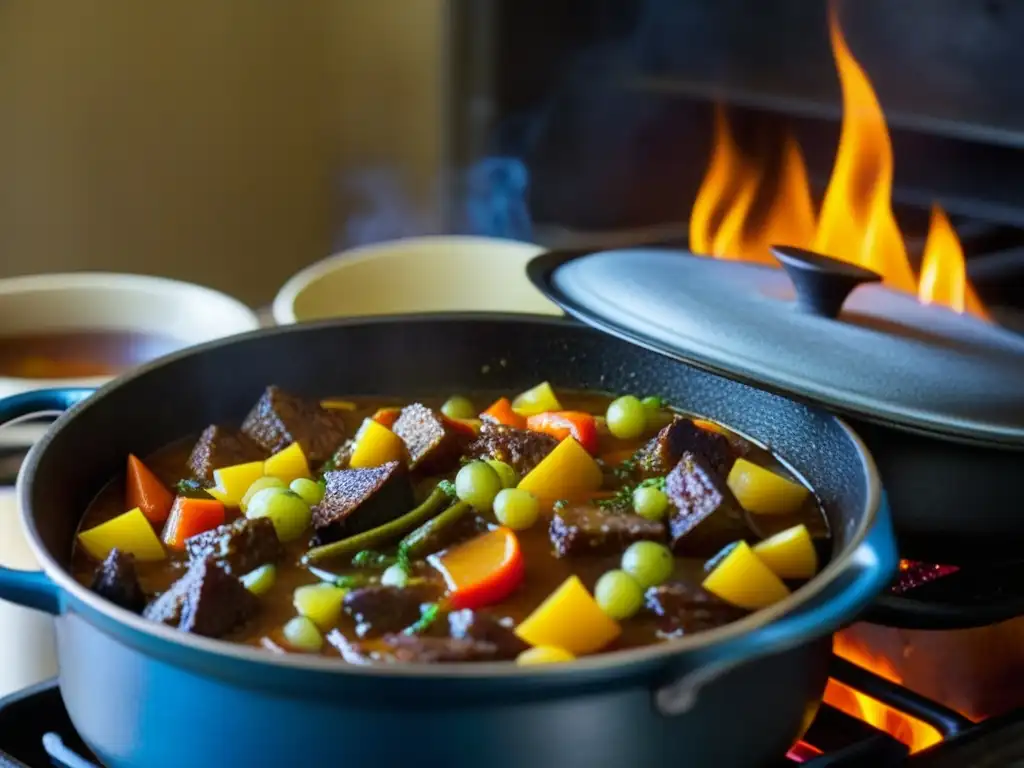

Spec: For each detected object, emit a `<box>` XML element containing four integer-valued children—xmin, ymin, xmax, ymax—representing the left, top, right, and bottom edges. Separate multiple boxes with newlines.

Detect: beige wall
<box><xmin>0</xmin><ymin>1</ymin><xmax>445</xmax><ymax>307</ymax></box>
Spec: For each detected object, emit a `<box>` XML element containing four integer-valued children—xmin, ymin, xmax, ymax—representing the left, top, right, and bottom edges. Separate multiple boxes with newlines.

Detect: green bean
<box><xmin>398</xmin><ymin>499</ymin><xmax>472</xmax><ymax>559</ymax></box>
<box><xmin>301</xmin><ymin>487</ymin><xmax>451</xmax><ymax>564</ymax></box>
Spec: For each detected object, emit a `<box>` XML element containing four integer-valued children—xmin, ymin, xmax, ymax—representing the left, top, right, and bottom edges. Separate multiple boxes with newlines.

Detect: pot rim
<box><xmin>18</xmin><ymin>313</ymin><xmax>885</xmax><ymax>681</ymax></box>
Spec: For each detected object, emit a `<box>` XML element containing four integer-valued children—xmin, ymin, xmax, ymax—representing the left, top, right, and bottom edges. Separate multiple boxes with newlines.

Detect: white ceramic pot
<box><xmin>272</xmin><ymin>236</ymin><xmax>559</xmax><ymax>324</ymax></box>
<box><xmin>0</xmin><ymin>273</ymin><xmax>259</xmax><ymax>445</ymax></box>
<box><xmin>0</xmin><ymin>272</ymin><xmax>258</xmax><ymax>696</ymax></box>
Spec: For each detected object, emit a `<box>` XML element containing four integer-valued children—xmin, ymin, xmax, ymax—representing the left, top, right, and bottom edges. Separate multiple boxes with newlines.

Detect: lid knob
<box><xmin>772</xmin><ymin>245</ymin><xmax>882</xmax><ymax>319</ymax></box>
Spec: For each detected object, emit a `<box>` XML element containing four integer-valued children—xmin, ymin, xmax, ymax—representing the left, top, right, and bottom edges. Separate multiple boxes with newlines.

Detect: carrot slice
<box><xmin>162</xmin><ymin>497</ymin><xmax>226</xmax><ymax>550</ymax></box>
<box><xmin>481</xmin><ymin>397</ymin><xmax>527</xmax><ymax>430</ymax></box>
<box><xmin>126</xmin><ymin>455</ymin><xmax>174</xmax><ymax>524</ymax></box>
<box><xmin>371</xmin><ymin>407</ymin><xmax>401</xmax><ymax>429</ymax></box>
<box><xmin>526</xmin><ymin>411</ymin><xmax>600</xmax><ymax>455</ymax></box>
<box><xmin>429</xmin><ymin>527</ymin><xmax>525</xmax><ymax>610</ymax></box>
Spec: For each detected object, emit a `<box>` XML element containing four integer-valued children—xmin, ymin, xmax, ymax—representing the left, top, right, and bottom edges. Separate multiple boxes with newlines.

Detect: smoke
<box><xmin>336</xmin><ymin>158</ymin><xmax>533</xmax><ymax>249</ymax></box>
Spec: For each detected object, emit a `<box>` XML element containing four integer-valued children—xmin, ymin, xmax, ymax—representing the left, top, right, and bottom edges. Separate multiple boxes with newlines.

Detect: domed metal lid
<box><xmin>528</xmin><ymin>247</ymin><xmax>1024</xmax><ymax>447</ymax></box>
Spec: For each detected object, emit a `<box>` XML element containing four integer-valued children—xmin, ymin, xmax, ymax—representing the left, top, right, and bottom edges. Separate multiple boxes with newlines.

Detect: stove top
<box><xmin>1</xmin><ymin>660</ymin><xmax>1020</xmax><ymax>768</ymax></box>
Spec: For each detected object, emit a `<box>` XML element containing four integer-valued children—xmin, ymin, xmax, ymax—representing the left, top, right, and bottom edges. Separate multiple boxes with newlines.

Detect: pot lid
<box><xmin>528</xmin><ymin>246</ymin><xmax>1024</xmax><ymax>447</ymax></box>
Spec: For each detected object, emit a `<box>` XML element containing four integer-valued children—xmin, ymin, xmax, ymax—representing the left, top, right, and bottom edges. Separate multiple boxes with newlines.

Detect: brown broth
<box><xmin>0</xmin><ymin>331</ymin><xmax>184</xmax><ymax>379</ymax></box>
<box><xmin>73</xmin><ymin>391</ymin><xmax>829</xmax><ymax>658</ymax></box>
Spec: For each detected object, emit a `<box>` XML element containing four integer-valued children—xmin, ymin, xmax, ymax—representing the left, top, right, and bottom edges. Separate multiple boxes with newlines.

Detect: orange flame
<box><xmin>827</xmin><ymin>633</ymin><xmax>943</xmax><ymax>753</ymax></box>
<box><xmin>920</xmin><ymin>204</ymin><xmax>989</xmax><ymax>319</ymax></box>
<box><xmin>687</xmin><ymin>5</ymin><xmax>986</xmax><ymax>319</ymax></box>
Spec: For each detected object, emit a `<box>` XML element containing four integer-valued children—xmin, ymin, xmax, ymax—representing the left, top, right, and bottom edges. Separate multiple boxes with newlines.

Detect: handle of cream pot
<box><xmin>0</xmin><ymin>388</ymin><xmax>94</xmax><ymax>615</ymax></box>
<box><xmin>654</xmin><ymin>497</ymin><xmax>898</xmax><ymax>716</ymax></box>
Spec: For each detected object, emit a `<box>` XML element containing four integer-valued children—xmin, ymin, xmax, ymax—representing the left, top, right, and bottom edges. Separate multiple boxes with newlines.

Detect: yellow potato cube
<box><xmin>752</xmin><ymin>524</ymin><xmax>819</xmax><ymax>579</ymax></box>
<box><xmin>264</xmin><ymin>443</ymin><xmax>311</xmax><ymax>484</ymax></box>
<box><xmin>206</xmin><ymin>461</ymin><xmax>265</xmax><ymax>507</ymax></box>
<box><xmin>702</xmin><ymin>541</ymin><xmax>791</xmax><ymax>610</ymax></box>
<box><xmin>515</xmin><ymin>575</ymin><xmax>620</xmax><ymax>655</ymax></box>
<box><xmin>727</xmin><ymin>458</ymin><xmax>810</xmax><ymax>516</ymax></box>
<box><xmin>77</xmin><ymin>507</ymin><xmax>165</xmax><ymax>562</ymax></box>
<box><xmin>517</xmin><ymin>437</ymin><xmax>603</xmax><ymax>502</ymax></box>
<box><xmin>349</xmin><ymin>419</ymin><xmax>406</xmax><ymax>469</ymax></box>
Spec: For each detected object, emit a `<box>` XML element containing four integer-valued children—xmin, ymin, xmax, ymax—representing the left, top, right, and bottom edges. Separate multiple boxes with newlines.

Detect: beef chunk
<box><xmin>447</xmin><ymin>609</ymin><xmax>528</xmax><ymax>659</ymax></box>
<box><xmin>635</xmin><ymin>416</ymin><xmax>736</xmax><ymax>479</ymax></box>
<box><xmin>391</xmin><ymin>403</ymin><xmax>469</xmax><ymax>474</ymax></box>
<box><xmin>313</xmin><ymin>461</ymin><xmax>415</xmax><ymax>544</ymax></box>
<box><xmin>549</xmin><ymin>505</ymin><xmax>666</xmax><ymax>558</ymax></box>
<box><xmin>241</xmin><ymin>386</ymin><xmax>347</xmax><ymax>462</ymax></box>
<box><xmin>665</xmin><ymin>452</ymin><xmax>755</xmax><ymax>557</ymax></box>
<box><xmin>90</xmin><ymin>549</ymin><xmax>146</xmax><ymax>613</ymax></box>
<box><xmin>645</xmin><ymin>581</ymin><xmax>749</xmax><ymax>636</ymax></box>
<box><xmin>185</xmin><ymin>517</ymin><xmax>282</xmax><ymax>575</ymax></box>
<box><xmin>466</xmin><ymin>422</ymin><xmax>558</xmax><ymax>476</ymax></box>
<box><xmin>187</xmin><ymin>425</ymin><xmax>267</xmax><ymax>485</ymax></box>
<box><xmin>342</xmin><ymin>584</ymin><xmax>438</xmax><ymax>637</ymax></box>
<box><xmin>143</xmin><ymin>559</ymin><xmax>258</xmax><ymax>638</ymax></box>
<box><xmin>328</xmin><ymin>632</ymin><xmax>504</xmax><ymax>664</ymax></box>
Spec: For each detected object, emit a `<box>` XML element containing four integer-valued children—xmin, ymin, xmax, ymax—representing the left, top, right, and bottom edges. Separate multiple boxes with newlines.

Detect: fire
<box><xmin>827</xmin><ymin>633</ymin><xmax>943</xmax><ymax>753</ymax></box>
<box><xmin>687</xmin><ymin>5</ymin><xmax>986</xmax><ymax>318</ymax></box>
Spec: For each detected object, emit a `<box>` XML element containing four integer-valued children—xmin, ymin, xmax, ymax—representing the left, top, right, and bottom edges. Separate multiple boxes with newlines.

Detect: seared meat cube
<box><xmin>187</xmin><ymin>425</ymin><xmax>267</xmax><ymax>485</ymax></box>
<box><xmin>90</xmin><ymin>549</ymin><xmax>146</xmax><ymax>613</ymax></box>
<box><xmin>185</xmin><ymin>517</ymin><xmax>282</xmax><ymax>575</ymax></box>
<box><xmin>391</xmin><ymin>403</ymin><xmax>469</xmax><ymax>474</ymax></box>
<box><xmin>635</xmin><ymin>416</ymin><xmax>736</xmax><ymax>479</ymax></box>
<box><xmin>313</xmin><ymin>461</ymin><xmax>414</xmax><ymax>544</ymax></box>
<box><xmin>549</xmin><ymin>505</ymin><xmax>665</xmax><ymax>558</ymax></box>
<box><xmin>665</xmin><ymin>452</ymin><xmax>754</xmax><ymax>557</ymax></box>
<box><xmin>328</xmin><ymin>632</ymin><xmax>504</xmax><ymax>664</ymax></box>
<box><xmin>342</xmin><ymin>584</ymin><xmax>439</xmax><ymax>637</ymax></box>
<box><xmin>143</xmin><ymin>559</ymin><xmax>259</xmax><ymax>639</ymax></box>
<box><xmin>447</xmin><ymin>609</ymin><xmax>528</xmax><ymax>659</ymax></box>
<box><xmin>466</xmin><ymin>422</ymin><xmax>558</xmax><ymax>476</ymax></box>
<box><xmin>241</xmin><ymin>385</ymin><xmax>347</xmax><ymax>462</ymax></box>
<box><xmin>645</xmin><ymin>581</ymin><xmax>749</xmax><ymax>636</ymax></box>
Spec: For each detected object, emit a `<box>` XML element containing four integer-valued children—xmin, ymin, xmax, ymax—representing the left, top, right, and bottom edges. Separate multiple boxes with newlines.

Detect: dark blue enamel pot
<box><xmin>0</xmin><ymin>315</ymin><xmax>896</xmax><ymax>768</ymax></box>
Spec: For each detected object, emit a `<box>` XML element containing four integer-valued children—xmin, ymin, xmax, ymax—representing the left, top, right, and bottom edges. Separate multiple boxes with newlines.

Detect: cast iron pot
<box><xmin>0</xmin><ymin>316</ymin><xmax>896</xmax><ymax>768</ymax></box>
<box><xmin>527</xmin><ymin>247</ymin><xmax>1024</xmax><ymax>564</ymax></box>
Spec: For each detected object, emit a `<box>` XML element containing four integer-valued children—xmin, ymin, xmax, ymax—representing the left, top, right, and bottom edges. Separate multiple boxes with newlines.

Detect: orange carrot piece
<box><xmin>371</xmin><ymin>407</ymin><xmax>401</xmax><ymax>429</ymax></box>
<box><xmin>126</xmin><ymin>455</ymin><xmax>174</xmax><ymax>524</ymax></box>
<box><xmin>481</xmin><ymin>397</ymin><xmax>527</xmax><ymax>429</ymax></box>
<box><xmin>162</xmin><ymin>497</ymin><xmax>226</xmax><ymax>550</ymax></box>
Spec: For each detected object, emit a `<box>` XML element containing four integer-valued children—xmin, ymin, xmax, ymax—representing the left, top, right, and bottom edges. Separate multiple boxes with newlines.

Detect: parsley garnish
<box><xmin>404</xmin><ymin>602</ymin><xmax>441</xmax><ymax>635</ymax></box>
<box><xmin>613</xmin><ymin>456</ymin><xmax>638</xmax><ymax>481</ymax></box>
<box><xmin>437</xmin><ymin>480</ymin><xmax>457</xmax><ymax>499</ymax></box>
<box><xmin>597</xmin><ymin>475</ymin><xmax>666</xmax><ymax>511</ymax></box>
<box><xmin>552</xmin><ymin>499</ymin><xmax>569</xmax><ymax>512</ymax></box>
<box><xmin>395</xmin><ymin>543</ymin><xmax>412</xmax><ymax>576</ymax></box>
<box><xmin>174</xmin><ymin>478</ymin><xmax>208</xmax><ymax>498</ymax></box>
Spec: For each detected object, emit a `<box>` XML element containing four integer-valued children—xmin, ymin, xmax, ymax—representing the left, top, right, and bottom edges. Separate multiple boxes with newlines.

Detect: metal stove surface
<box><xmin>0</xmin><ymin>658</ymin><xmax>1019</xmax><ymax>768</ymax></box>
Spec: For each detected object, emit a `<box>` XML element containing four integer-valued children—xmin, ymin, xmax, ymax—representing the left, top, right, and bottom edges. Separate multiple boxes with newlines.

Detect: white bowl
<box><xmin>0</xmin><ymin>272</ymin><xmax>259</xmax><ymax>445</ymax></box>
<box><xmin>272</xmin><ymin>235</ymin><xmax>559</xmax><ymax>324</ymax></box>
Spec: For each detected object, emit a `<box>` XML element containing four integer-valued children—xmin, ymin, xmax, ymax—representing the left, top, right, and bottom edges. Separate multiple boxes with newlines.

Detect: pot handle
<box><xmin>654</xmin><ymin>496</ymin><xmax>898</xmax><ymax>716</ymax></box>
<box><xmin>0</xmin><ymin>388</ymin><xmax>94</xmax><ymax>615</ymax></box>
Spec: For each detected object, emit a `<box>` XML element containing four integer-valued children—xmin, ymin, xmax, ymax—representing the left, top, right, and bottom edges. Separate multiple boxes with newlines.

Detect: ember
<box><xmin>891</xmin><ymin>559</ymin><xmax>960</xmax><ymax>595</ymax></box>
<box><xmin>688</xmin><ymin>3</ymin><xmax>987</xmax><ymax>320</ymax></box>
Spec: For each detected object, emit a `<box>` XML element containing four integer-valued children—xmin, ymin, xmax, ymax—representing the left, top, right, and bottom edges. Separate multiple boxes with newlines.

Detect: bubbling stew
<box><xmin>74</xmin><ymin>385</ymin><xmax>829</xmax><ymax>665</ymax></box>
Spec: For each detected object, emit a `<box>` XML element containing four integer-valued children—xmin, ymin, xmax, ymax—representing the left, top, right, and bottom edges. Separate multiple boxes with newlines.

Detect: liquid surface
<box><xmin>0</xmin><ymin>331</ymin><xmax>183</xmax><ymax>379</ymax></box>
<box><xmin>74</xmin><ymin>389</ymin><xmax>829</xmax><ymax>662</ymax></box>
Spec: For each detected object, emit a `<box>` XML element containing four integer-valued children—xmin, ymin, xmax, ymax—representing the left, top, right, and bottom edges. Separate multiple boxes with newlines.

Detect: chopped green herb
<box><xmin>351</xmin><ymin>550</ymin><xmax>395</xmax><ymax>568</ymax></box>
<box><xmin>174</xmin><ymin>478</ymin><xmax>208</xmax><ymax>498</ymax></box>
<box><xmin>437</xmin><ymin>479</ymin><xmax>457</xmax><ymax>498</ymax></box>
<box><xmin>637</xmin><ymin>476</ymin><xmax>667</xmax><ymax>492</ymax></box>
<box><xmin>552</xmin><ymin>499</ymin><xmax>570</xmax><ymax>512</ymax></box>
<box><xmin>404</xmin><ymin>602</ymin><xmax>441</xmax><ymax>635</ymax></box>
<box><xmin>395</xmin><ymin>543</ymin><xmax>412</xmax><ymax>576</ymax></box>
<box><xmin>613</xmin><ymin>456</ymin><xmax>638</xmax><ymax>481</ymax></box>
